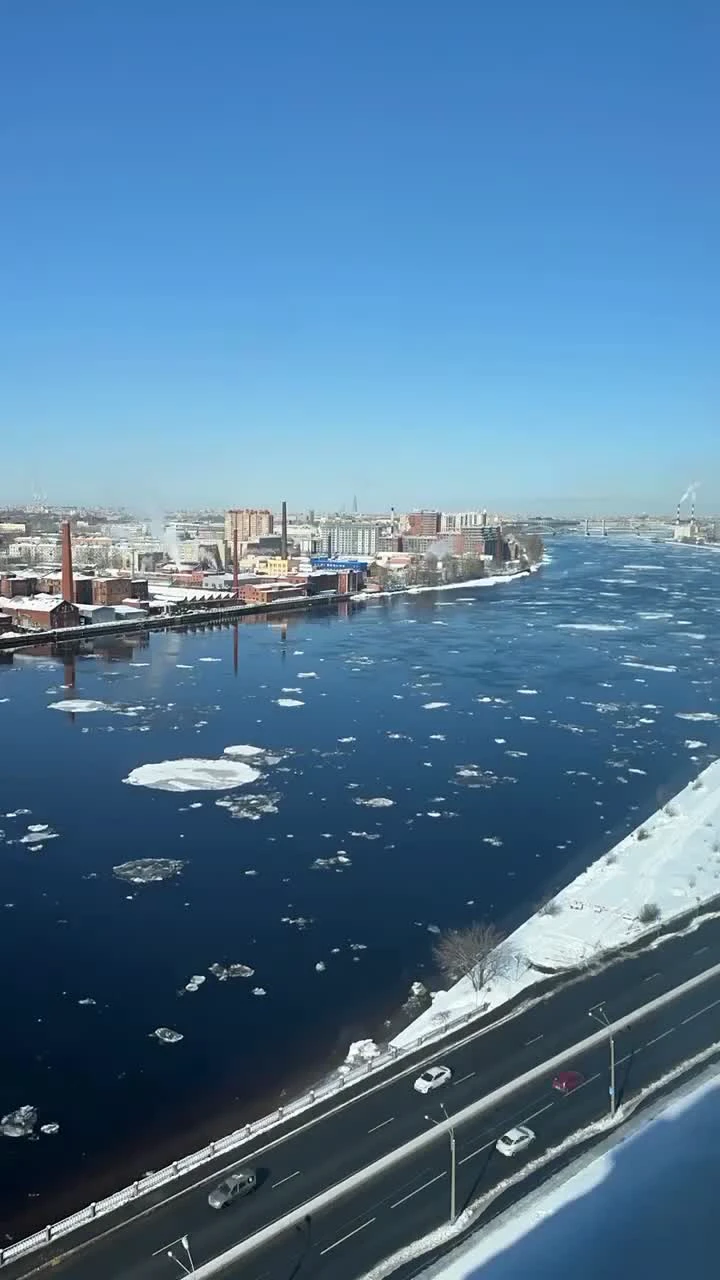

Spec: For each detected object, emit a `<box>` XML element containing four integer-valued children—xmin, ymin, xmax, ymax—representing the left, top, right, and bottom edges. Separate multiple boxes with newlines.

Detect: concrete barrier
<box><xmin>189</xmin><ymin>957</ymin><xmax>720</xmax><ymax>1277</ymax></box>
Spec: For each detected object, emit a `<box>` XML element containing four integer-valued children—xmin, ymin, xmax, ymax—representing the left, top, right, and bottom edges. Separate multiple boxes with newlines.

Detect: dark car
<box><xmin>552</xmin><ymin>1070</ymin><xmax>585</xmax><ymax>1094</ymax></box>
<box><xmin>207</xmin><ymin>1167</ymin><xmax>257</xmax><ymax>1209</ymax></box>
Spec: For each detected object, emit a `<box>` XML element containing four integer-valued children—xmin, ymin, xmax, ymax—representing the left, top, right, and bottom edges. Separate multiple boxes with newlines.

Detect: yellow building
<box><xmin>255</xmin><ymin>556</ymin><xmax>290</xmax><ymax>577</ymax></box>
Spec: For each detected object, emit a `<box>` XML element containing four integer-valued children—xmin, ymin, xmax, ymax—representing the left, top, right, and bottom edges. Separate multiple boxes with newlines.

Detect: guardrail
<box><xmin>186</xmin><ymin>956</ymin><xmax>720</xmax><ymax>1277</ymax></box>
<box><xmin>0</xmin><ymin>1001</ymin><xmax>482</xmax><ymax>1266</ymax></box>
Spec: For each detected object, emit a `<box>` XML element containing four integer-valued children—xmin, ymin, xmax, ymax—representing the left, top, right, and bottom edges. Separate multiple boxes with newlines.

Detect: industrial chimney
<box><xmin>60</xmin><ymin>521</ymin><xmax>75</xmax><ymax>603</ymax></box>
<box><xmin>281</xmin><ymin>501</ymin><xmax>288</xmax><ymax>559</ymax></box>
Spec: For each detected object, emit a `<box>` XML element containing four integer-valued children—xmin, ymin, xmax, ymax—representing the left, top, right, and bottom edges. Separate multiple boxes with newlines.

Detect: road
<box><xmin>5</xmin><ymin>911</ymin><xmax>720</xmax><ymax>1280</ymax></box>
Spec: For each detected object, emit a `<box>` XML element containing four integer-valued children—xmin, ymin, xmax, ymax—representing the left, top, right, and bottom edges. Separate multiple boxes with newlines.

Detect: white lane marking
<box><xmin>681</xmin><ymin>996</ymin><xmax>720</xmax><ymax>1026</ymax></box>
<box><xmin>319</xmin><ymin>1217</ymin><xmax>376</xmax><ymax>1255</ymax></box>
<box><xmin>390</xmin><ymin>1172</ymin><xmax>446</xmax><ymax>1208</ymax></box>
<box><xmin>646</xmin><ymin>1028</ymin><xmax>675</xmax><ymax>1046</ymax></box>
<box><xmin>270</xmin><ymin>1170</ymin><xmax>300</xmax><ymax>1189</ymax></box>
<box><xmin>525</xmin><ymin>1034</ymin><xmax>544</xmax><ymax>1045</ymax></box>
<box><xmin>522</xmin><ymin>1102</ymin><xmax>554</xmax><ymax>1123</ymax></box>
<box><xmin>452</xmin><ymin>1071</ymin><xmax>476</xmax><ymax>1086</ymax></box>
<box><xmin>367</xmin><ymin>1117</ymin><xmax>395</xmax><ymax>1134</ymax></box>
<box><xmin>573</xmin><ymin>1072</ymin><xmax>600</xmax><ymax>1091</ymax></box>
<box><xmin>458</xmin><ymin>1138</ymin><xmax>495</xmax><ymax>1166</ymax></box>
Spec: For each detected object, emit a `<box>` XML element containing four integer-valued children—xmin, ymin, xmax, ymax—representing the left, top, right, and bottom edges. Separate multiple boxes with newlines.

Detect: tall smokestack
<box><xmin>60</xmin><ymin>521</ymin><xmax>74</xmax><ymax>603</ymax></box>
<box><xmin>232</xmin><ymin>527</ymin><xmax>239</xmax><ymax>598</ymax></box>
<box><xmin>676</xmin><ymin>503</ymin><xmax>680</xmax><ymax>526</ymax></box>
<box><xmin>691</xmin><ymin>496</ymin><xmax>695</xmax><ymax>524</ymax></box>
<box><xmin>281</xmin><ymin>501</ymin><xmax>288</xmax><ymax>559</ymax></box>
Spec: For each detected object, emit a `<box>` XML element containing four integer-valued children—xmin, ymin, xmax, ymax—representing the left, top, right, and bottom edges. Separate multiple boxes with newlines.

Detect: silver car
<box><xmin>207</xmin><ymin>1167</ymin><xmax>257</xmax><ymax>1209</ymax></box>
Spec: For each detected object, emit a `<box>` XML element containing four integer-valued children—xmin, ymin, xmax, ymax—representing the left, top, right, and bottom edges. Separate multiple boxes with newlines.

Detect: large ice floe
<box><xmin>1</xmin><ymin>1104</ymin><xmax>37</xmax><ymax>1138</ymax></box>
<box><xmin>123</xmin><ymin>757</ymin><xmax>261</xmax><ymax>791</ymax></box>
<box><xmin>392</xmin><ymin>757</ymin><xmax>720</xmax><ymax>1051</ymax></box>
<box><xmin>48</xmin><ymin>699</ymin><xmax>110</xmax><ymax>713</ymax></box>
<box><xmin>113</xmin><ymin>858</ymin><xmax>185</xmax><ymax>883</ymax></box>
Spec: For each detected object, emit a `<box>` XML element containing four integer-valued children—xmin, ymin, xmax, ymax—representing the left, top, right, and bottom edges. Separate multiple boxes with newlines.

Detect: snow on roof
<box><xmin>149</xmin><ymin>586</ymin><xmax>235</xmax><ymax>602</ymax></box>
<box><xmin>0</xmin><ymin>593</ymin><xmax>69</xmax><ymax>613</ymax></box>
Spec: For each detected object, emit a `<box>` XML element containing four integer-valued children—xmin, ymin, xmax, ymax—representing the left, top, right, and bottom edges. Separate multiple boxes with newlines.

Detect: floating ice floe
<box><xmin>18</xmin><ymin>825</ymin><xmax>59</xmax><ymax>845</ymax></box>
<box><xmin>348</xmin><ymin>830</ymin><xmax>381</xmax><ymax>840</ymax></box>
<box><xmin>1</xmin><ymin>1105</ymin><xmax>37</xmax><ymax>1138</ymax></box>
<box><xmin>312</xmin><ymin>852</ymin><xmax>352</xmax><ymax>870</ymax></box>
<box><xmin>517</xmin><ymin>688</ymin><xmax>539</xmax><ymax>695</ymax></box>
<box><xmin>208</xmin><ymin>962</ymin><xmax>255</xmax><ymax>980</ymax></box>
<box><xmin>198</xmin><ymin>657</ymin><xmax>221</xmax><ymax>662</ymax></box>
<box><xmin>124</xmin><ymin>757</ymin><xmax>261</xmax><ymax>791</ymax></box>
<box><xmin>676</xmin><ymin>713</ymin><xmax>718</xmax><ymax>723</ymax></box>
<box><xmin>281</xmin><ymin>916</ymin><xmax>313</xmax><ymax>929</ymax></box>
<box><xmin>216</xmin><ymin>792</ymin><xmax>280</xmax><ymax>820</ymax></box>
<box><xmin>315</xmin><ymin>961</ymin><xmax>326</xmax><ymax>972</ymax></box>
<box><xmin>622</xmin><ymin>661</ymin><xmax>678</xmax><ymax>674</ymax></box>
<box><xmin>354</xmin><ymin>796</ymin><xmax>394</xmax><ymax>808</ymax></box>
<box><xmin>223</xmin><ymin>744</ymin><xmax>266</xmax><ymax>759</ymax></box>
<box><xmin>338</xmin><ymin>736</ymin><xmax>356</xmax><ymax>744</ymax></box>
<box><xmin>557</xmin><ymin>623</ymin><xmax>628</xmax><ymax>632</ymax></box>
<box><xmin>297</xmin><ymin>672</ymin><xmax>318</xmax><ymax>678</ymax></box>
<box><xmin>686</xmin><ymin>740</ymin><xmax>706</xmax><ymax>750</ymax></box>
<box><xmin>276</xmin><ymin>698</ymin><xmax>304</xmax><ymax>708</ymax></box>
<box><xmin>423</xmin><ymin>701</ymin><xmax>449</xmax><ymax>710</ymax></box>
<box><xmin>184</xmin><ymin>975</ymin><xmax>206</xmax><ymax>992</ymax></box>
<box><xmin>40</xmin><ymin>1122</ymin><xmax>60</xmax><ymax>1135</ymax></box>
<box><xmin>153</xmin><ymin>1027</ymin><xmax>183</xmax><ymax>1044</ymax></box>
<box><xmin>48</xmin><ymin>699</ymin><xmax>109</xmax><ymax>713</ymax></box>
<box><xmin>252</xmin><ymin>987</ymin><xmax>266</xmax><ymax>996</ymax></box>
<box><xmin>483</xmin><ymin>836</ymin><xmax>503</xmax><ymax>846</ymax></box>
<box><xmin>113</xmin><ymin>858</ymin><xmax>185</xmax><ymax>884</ymax></box>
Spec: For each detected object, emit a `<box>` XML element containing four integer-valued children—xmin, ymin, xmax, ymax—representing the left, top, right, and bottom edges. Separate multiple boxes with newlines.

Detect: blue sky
<box><xmin>1</xmin><ymin>1</ymin><xmax>718</xmax><ymax>515</ymax></box>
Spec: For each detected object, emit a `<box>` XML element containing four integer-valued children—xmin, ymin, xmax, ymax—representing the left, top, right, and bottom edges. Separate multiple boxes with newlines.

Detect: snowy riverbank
<box><xmin>357</xmin><ymin>564</ymin><xmax>536</xmax><ymax>605</ymax></box>
<box><xmin>391</xmin><ymin>756</ymin><xmax>720</xmax><ymax>1051</ymax></box>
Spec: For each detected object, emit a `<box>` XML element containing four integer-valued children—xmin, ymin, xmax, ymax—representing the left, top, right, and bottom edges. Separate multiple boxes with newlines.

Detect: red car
<box><xmin>552</xmin><ymin>1070</ymin><xmax>585</xmax><ymax>1094</ymax></box>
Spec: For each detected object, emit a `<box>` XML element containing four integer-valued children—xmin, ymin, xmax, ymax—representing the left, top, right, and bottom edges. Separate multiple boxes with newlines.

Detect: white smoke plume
<box><xmin>679</xmin><ymin>481</ymin><xmax>700</xmax><ymax>506</ymax></box>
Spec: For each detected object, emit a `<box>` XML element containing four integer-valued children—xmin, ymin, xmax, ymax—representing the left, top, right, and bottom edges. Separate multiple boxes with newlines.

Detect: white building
<box><xmin>323</xmin><ymin>521</ymin><xmax>380</xmax><ymax>556</ymax></box>
<box><xmin>441</xmin><ymin>510</ymin><xmax>488</xmax><ymax>532</ymax></box>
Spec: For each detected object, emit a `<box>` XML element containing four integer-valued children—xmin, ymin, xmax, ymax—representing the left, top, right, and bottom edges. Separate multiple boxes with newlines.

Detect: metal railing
<box><xmin>0</xmin><ymin>1002</ymin><xmax>481</xmax><ymax>1266</ymax></box>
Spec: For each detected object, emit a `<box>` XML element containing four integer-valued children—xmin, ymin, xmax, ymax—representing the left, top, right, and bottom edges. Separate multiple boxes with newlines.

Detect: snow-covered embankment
<box><xmin>392</xmin><ymin>757</ymin><xmax>720</xmax><ymax>1051</ymax></box>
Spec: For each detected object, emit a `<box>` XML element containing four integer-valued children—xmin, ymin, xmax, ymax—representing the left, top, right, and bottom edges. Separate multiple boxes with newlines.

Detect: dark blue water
<box><xmin>1</xmin><ymin>538</ymin><xmax>719</xmax><ymax>1233</ymax></box>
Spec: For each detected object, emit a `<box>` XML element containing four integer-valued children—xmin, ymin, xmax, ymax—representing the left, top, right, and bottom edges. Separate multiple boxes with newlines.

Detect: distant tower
<box><xmin>281</xmin><ymin>501</ymin><xmax>288</xmax><ymax>559</ymax></box>
<box><xmin>353</xmin><ymin>494</ymin><xmax>358</xmax><ymax>514</ymax></box>
<box><xmin>60</xmin><ymin>521</ymin><xmax>75</xmax><ymax>602</ymax></box>
<box><xmin>676</xmin><ymin>503</ymin><xmax>681</xmax><ymax>526</ymax></box>
<box><xmin>584</xmin><ymin>517</ymin><xmax>590</xmax><ymax>536</ymax></box>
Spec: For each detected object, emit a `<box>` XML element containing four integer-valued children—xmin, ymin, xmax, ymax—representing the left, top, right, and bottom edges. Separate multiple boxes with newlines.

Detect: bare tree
<box><xmin>433</xmin><ymin>921</ymin><xmax>507</xmax><ymax>998</ymax></box>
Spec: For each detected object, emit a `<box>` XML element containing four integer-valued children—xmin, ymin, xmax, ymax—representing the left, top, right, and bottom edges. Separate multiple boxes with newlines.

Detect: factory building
<box><xmin>0</xmin><ymin>595</ymin><xmax>80</xmax><ymax>631</ymax></box>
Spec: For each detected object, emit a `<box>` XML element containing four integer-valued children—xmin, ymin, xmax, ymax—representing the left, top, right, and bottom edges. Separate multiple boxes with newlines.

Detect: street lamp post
<box><xmin>425</xmin><ymin>1104</ymin><xmax>457</xmax><ymax>1223</ymax></box>
<box><xmin>152</xmin><ymin>1235</ymin><xmax>196</xmax><ymax>1276</ymax></box>
<box><xmin>589</xmin><ymin>1003</ymin><xmax>616</xmax><ymax>1118</ymax></box>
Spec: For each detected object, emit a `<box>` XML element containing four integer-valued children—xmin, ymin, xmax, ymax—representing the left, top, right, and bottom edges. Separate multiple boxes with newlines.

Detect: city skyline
<box><xmin>2</xmin><ymin>2</ymin><xmax>718</xmax><ymax>512</ymax></box>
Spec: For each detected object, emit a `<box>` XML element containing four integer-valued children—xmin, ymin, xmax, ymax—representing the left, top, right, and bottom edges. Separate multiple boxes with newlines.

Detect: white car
<box><xmin>413</xmin><ymin>1065</ymin><xmax>452</xmax><ymax>1094</ymax></box>
<box><xmin>495</xmin><ymin>1125</ymin><xmax>535</xmax><ymax>1157</ymax></box>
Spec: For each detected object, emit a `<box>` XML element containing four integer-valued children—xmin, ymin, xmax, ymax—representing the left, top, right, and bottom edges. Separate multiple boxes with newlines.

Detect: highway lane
<box><xmin>6</xmin><ymin>911</ymin><xmax>720</xmax><ymax>1280</ymax></box>
<box><xmin>223</xmin><ymin>976</ymin><xmax>720</xmax><ymax>1280</ymax></box>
